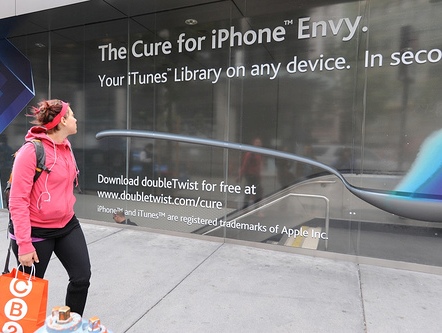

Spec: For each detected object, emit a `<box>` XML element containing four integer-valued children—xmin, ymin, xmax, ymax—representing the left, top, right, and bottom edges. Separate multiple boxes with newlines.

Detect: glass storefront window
<box><xmin>2</xmin><ymin>0</ymin><xmax>442</xmax><ymax>267</ymax></box>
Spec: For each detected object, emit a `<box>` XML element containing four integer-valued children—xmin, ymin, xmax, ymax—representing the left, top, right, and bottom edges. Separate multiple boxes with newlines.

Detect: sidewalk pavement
<box><xmin>1</xmin><ymin>209</ymin><xmax>442</xmax><ymax>333</ymax></box>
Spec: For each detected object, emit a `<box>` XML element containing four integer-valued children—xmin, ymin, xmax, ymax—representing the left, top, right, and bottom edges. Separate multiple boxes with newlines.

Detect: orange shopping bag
<box><xmin>0</xmin><ymin>265</ymin><xmax>48</xmax><ymax>333</ymax></box>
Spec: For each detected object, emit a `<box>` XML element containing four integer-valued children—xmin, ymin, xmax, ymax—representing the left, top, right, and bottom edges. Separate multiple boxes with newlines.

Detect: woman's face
<box><xmin>63</xmin><ymin>107</ymin><xmax>77</xmax><ymax>135</ymax></box>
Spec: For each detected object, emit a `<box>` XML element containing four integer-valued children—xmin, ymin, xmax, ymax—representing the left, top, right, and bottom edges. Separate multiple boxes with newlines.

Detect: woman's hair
<box><xmin>29</xmin><ymin>99</ymin><xmax>69</xmax><ymax>132</ymax></box>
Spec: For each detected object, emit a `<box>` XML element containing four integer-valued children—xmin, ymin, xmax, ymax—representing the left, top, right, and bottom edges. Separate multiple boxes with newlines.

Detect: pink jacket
<box><xmin>9</xmin><ymin>126</ymin><xmax>78</xmax><ymax>255</ymax></box>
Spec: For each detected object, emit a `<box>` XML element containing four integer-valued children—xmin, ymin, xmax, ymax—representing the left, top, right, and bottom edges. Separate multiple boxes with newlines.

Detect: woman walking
<box><xmin>8</xmin><ymin>99</ymin><xmax>91</xmax><ymax>316</ymax></box>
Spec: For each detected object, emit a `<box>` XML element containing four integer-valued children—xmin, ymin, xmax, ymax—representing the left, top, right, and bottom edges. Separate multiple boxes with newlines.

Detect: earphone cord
<box><xmin>37</xmin><ymin>138</ymin><xmax>57</xmax><ymax>209</ymax></box>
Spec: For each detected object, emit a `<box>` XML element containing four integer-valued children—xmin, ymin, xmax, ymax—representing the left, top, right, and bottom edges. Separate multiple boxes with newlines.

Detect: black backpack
<box><xmin>3</xmin><ymin>139</ymin><xmax>49</xmax><ymax>209</ymax></box>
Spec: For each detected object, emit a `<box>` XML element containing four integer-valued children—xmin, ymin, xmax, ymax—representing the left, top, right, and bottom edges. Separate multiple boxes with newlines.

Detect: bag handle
<box><xmin>15</xmin><ymin>264</ymin><xmax>36</xmax><ymax>280</ymax></box>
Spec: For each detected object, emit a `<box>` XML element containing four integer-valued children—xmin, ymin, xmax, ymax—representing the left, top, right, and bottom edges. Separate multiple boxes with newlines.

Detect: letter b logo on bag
<box><xmin>4</xmin><ymin>298</ymin><xmax>28</xmax><ymax>321</ymax></box>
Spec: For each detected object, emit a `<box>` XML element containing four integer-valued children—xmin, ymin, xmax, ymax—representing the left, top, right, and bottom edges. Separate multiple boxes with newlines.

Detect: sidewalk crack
<box><xmin>357</xmin><ymin>263</ymin><xmax>368</xmax><ymax>333</ymax></box>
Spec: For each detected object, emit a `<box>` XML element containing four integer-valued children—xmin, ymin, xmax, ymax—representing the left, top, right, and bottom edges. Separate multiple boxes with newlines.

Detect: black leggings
<box><xmin>11</xmin><ymin>221</ymin><xmax>91</xmax><ymax>316</ymax></box>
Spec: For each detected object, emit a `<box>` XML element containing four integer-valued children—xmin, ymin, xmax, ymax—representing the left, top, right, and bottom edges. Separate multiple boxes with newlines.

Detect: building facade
<box><xmin>1</xmin><ymin>0</ymin><xmax>442</xmax><ymax>270</ymax></box>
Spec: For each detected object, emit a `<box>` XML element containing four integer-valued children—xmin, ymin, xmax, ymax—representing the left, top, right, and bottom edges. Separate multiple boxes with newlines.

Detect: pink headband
<box><xmin>44</xmin><ymin>101</ymin><xmax>69</xmax><ymax>130</ymax></box>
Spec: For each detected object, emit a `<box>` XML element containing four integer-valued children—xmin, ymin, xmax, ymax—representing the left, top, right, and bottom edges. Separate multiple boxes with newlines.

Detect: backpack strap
<box><xmin>3</xmin><ymin>139</ymin><xmax>49</xmax><ymax>208</ymax></box>
<box><xmin>30</xmin><ymin>139</ymin><xmax>50</xmax><ymax>182</ymax></box>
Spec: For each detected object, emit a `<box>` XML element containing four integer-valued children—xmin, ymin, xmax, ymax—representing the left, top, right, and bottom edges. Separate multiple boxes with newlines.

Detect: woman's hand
<box><xmin>19</xmin><ymin>251</ymin><xmax>39</xmax><ymax>267</ymax></box>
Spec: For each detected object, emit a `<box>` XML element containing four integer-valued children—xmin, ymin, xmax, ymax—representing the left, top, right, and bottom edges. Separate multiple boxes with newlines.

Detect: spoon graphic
<box><xmin>96</xmin><ymin>130</ymin><xmax>442</xmax><ymax>222</ymax></box>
